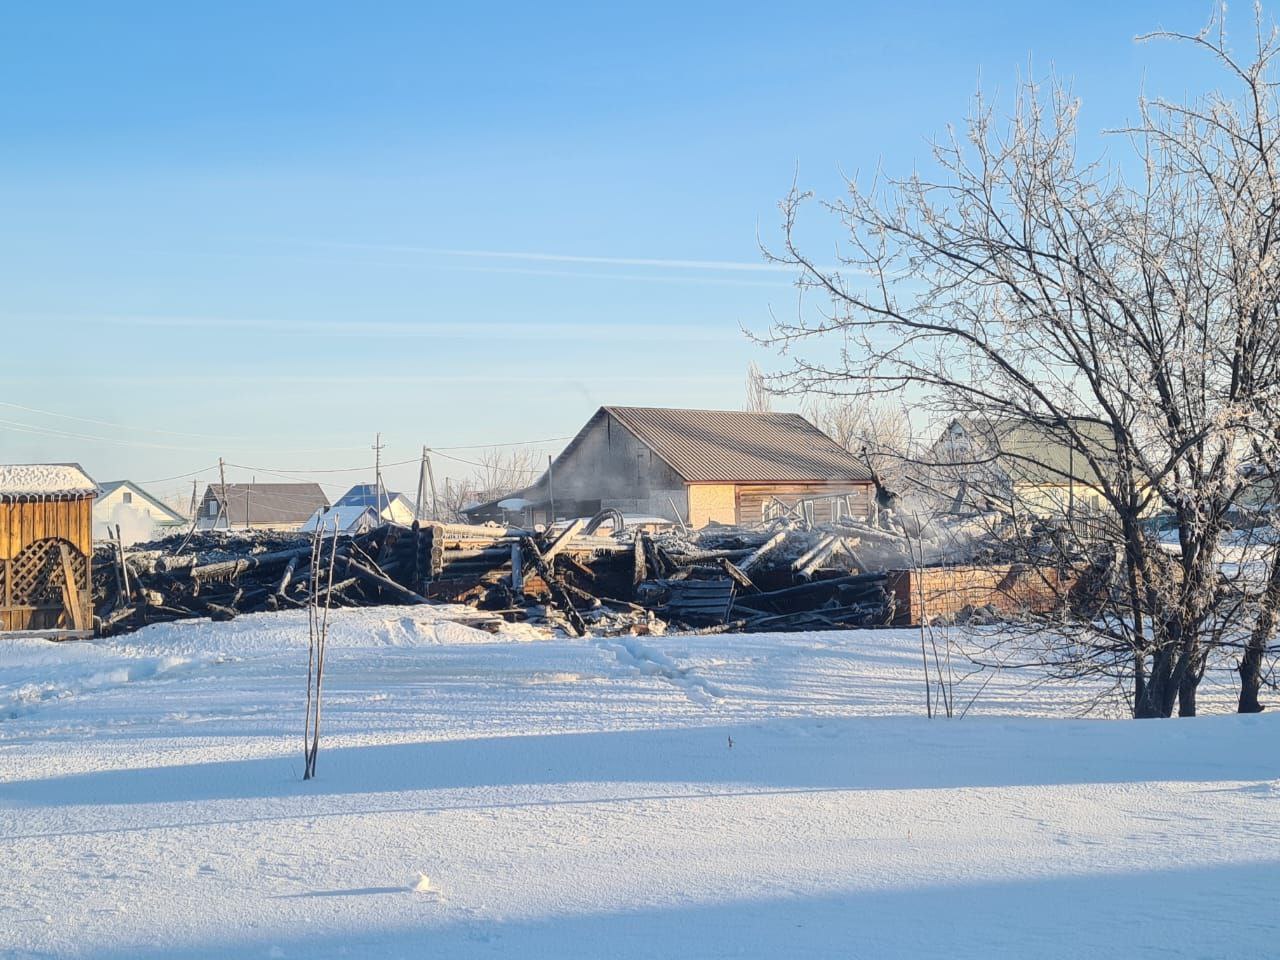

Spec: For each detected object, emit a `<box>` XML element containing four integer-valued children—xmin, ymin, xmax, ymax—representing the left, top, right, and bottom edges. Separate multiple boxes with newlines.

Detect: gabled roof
<box><xmin>591</xmin><ymin>406</ymin><xmax>873</xmax><ymax>483</ymax></box>
<box><xmin>204</xmin><ymin>483</ymin><xmax>329</xmax><ymax>525</ymax></box>
<box><xmin>336</xmin><ymin>484</ymin><xmax>413</xmax><ymax>511</ymax></box>
<box><xmin>301</xmin><ymin>504</ymin><xmax>378</xmax><ymax>534</ymax></box>
<box><xmin>96</xmin><ymin>480</ymin><xmax>187</xmax><ymax>523</ymax></box>
<box><xmin>0</xmin><ymin>463</ymin><xmax>97</xmax><ymax>501</ymax></box>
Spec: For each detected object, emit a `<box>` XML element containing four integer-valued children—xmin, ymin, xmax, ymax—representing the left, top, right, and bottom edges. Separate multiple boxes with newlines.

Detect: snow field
<box><xmin>1</xmin><ymin>606</ymin><xmax>1277</xmax><ymax>958</ymax></box>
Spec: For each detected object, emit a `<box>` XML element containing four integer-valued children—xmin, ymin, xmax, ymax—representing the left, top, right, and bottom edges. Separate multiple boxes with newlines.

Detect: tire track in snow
<box><xmin>1</xmin><ymin>654</ymin><xmax>204</xmax><ymax>721</ymax></box>
<box><xmin>595</xmin><ymin>637</ymin><xmax>725</xmax><ymax>703</ymax></box>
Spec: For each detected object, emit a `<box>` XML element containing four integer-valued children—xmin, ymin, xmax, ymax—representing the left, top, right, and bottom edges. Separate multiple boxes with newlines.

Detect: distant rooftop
<box><xmin>592</xmin><ymin>406</ymin><xmax>873</xmax><ymax>483</ymax></box>
<box><xmin>336</xmin><ymin>483</ymin><xmax>411</xmax><ymax>510</ymax></box>
<box><xmin>205</xmin><ymin>482</ymin><xmax>329</xmax><ymax>525</ymax></box>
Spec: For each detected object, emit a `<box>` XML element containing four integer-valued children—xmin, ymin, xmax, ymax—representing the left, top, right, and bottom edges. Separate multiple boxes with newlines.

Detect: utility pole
<box><xmin>372</xmin><ymin>432</ymin><xmax>385</xmax><ymax>517</ymax></box>
<box><xmin>547</xmin><ymin>454</ymin><xmax>556</xmax><ymax>524</ymax></box>
<box><xmin>188</xmin><ymin>478</ymin><xmax>198</xmax><ymax>520</ymax></box>
<box><xmin>218</xmin><ymin>457</ymin><xmax>228</xmax><ymax>530</ymax></box>
<box><xmin>415</xmin><ymin>448</ymin><xmax>428</xmax><ymax>522</ymax></box>
<box><xmin>425</xmin><ymin>452</ymin><xmax>438</xmax><ymax>521</ymax></box>
<box><xmin>415</xmin><ymin>446</ymin><xmax>440</xmax><ymax>522</ymax></box>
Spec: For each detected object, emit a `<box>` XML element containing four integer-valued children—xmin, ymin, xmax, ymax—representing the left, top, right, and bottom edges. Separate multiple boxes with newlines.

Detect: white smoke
<box><xmin>101</xmin><ymin>501</ymin><xmax>160</xmax><ymax>547</ymax></box>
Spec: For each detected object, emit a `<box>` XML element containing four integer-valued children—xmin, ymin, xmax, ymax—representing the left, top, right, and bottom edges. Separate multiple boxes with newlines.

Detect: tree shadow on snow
<box><xmin>6</xmin><ymin>713</ymin><xmax>1278</xmax><ymax>812</ymax></box>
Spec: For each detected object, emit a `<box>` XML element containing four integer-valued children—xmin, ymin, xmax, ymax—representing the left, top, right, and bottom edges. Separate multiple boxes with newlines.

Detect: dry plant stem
<box><xmin>306</xmin><ymin>525</ymin><xmax>339</xmax><ymax>778</ymax></box>
<box><xmin>303</xmin><ymin>524</ymin><xmax>321</xmax><ymax>778</ymax></box>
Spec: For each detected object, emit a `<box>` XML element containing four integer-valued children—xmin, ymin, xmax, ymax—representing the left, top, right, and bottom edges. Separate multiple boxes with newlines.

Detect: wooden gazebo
<box><xmin>0</xmin><ymin>464</ymin><xmax>97</xmax><ymax>638</ymax></box>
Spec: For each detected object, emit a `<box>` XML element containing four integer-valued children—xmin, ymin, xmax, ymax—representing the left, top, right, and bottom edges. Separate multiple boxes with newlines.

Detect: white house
<box><xmin>93</xmin><ymin>480</ymin><xmax>188</xmax><ymax>545</ymax></box>
<box><xmin>334</xmin><ymin>484</ymin><xmax>417</xmax><ymax>525</ymax></box>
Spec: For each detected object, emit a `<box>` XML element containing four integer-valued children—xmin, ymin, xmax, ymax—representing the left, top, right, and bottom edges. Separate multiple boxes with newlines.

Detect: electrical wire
<box><xmin>431</xmin><ymin>435</ymin><xmax>572</xmax><ymax>450</ymax></box>
<box><xmin>139</xmin><ymin>465</ymin><xmax>221</xmax><ymax>484</ymax></box>
<box><xmin>0</xmin><ymin>400</ymin><xmax>255</xmax><ymax>441</ymax></box>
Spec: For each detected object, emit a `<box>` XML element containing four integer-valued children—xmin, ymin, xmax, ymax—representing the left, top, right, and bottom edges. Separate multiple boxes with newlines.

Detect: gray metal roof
<box><xmin>203</xmin><ymin>483</ymin><xmax>329</xmax><ymax>525</ymax></box>
<box><xmin>600</xmin><ymin>406</ymin><xmax>873</xmax><ymax>483</ymax></box>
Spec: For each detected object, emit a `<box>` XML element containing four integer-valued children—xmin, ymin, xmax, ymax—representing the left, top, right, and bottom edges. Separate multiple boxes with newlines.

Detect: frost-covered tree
<box><xmin>440</xmin><ymin>447</ymin><xmax>542</xmax><ymax>520</ymax></box>
<box><xmin>805</xmin><ymin>395</ymin><xmax>912</xmax><ymax>485</ymax></box>
<box><xmin>745</xmin><ymin>362</ymin><xmax>773</xmax><ymax>413</ymax></box>
<box><xmin>760</xmin><ymin>8</ymin><xmax>1280</xmax><ymax>717</ymax></box>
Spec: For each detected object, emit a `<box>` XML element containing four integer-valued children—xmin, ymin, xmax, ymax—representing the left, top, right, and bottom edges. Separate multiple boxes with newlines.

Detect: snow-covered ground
<box><xmin>2</xmin><ymin>607</ymin><xmax>1277</xmax><ymax>958</ymax></box>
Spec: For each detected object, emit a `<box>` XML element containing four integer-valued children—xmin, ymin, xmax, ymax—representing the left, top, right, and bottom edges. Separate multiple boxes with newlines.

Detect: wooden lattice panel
<box><xmin>8</xmin><ymin>537</ymin><xmax>87</xmax><ymax>605</ymax></box>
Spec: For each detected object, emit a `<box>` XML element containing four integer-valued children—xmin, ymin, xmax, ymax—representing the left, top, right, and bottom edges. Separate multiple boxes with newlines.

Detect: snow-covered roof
<box><xmin>301</xmin><ymin>504</ymin><xmax>378</xmax><ymax>534</ymax></box>
<box><xmin>0</xmin><ymin>463</ymin><xmax>97</xmax><ymax>501</ymax></box>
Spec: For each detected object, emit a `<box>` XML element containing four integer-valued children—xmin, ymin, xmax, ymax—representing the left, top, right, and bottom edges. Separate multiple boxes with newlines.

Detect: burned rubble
<box><xmin>92</xmin><ymin>509</ymin><xmax>1064</xmax><ymax>638</ymax></box>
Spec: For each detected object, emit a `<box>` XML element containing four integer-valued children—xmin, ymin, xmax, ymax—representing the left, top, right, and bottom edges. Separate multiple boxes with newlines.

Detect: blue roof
<box><xmin>336</xmin><ymin>483</ymin><xmax>409</xmax><ymax>510</ymax></box>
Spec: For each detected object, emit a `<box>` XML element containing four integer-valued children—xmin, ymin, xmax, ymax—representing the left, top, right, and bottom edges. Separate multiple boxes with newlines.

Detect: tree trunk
<box><xmin>1135</xmin><ymin>653</ymin><xmax>1172</xmax><ymax>718</ymax></box>
<box><xmin>1133</xmin><ymin>649</ymin><xmax>1146</xmax><ymax>717</ymax></box>
<box><xmin>1177</xmin><ymin>670</ymin><xmax>1198</xmax><ymax>717</ymax></box>
<box><xmin>1238</xmin><ymin>642</ymin><xmax>1268</xmax><ymax>714</ymax></box>
<box><xmin>1136</xmin><ymin>624</ymin><xmax>1179</xmax><ymax>718</ymax></box>
<box><xmin>1238</xmin><ymin>549</ymin><xmax>1280</xmax><ymax>713</ymax></box>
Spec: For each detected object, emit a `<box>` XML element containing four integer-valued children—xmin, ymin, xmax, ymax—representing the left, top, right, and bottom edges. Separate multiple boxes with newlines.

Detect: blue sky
<box><xmin>0</xmin><ymin>0</ymin><xmax>1239</xmax><ymax>501</ymax></box>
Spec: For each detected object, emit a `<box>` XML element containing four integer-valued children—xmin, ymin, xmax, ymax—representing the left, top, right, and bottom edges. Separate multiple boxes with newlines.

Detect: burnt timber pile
<box><xmin>93</xmin><ymin>512</ymin><xmax>1067</xmax><ymax>638</ymax></box>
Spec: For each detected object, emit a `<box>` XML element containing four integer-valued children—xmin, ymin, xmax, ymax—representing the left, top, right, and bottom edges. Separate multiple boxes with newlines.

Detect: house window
<box><xmin>208</xmin><ymin>501</ymin><xmax>220</xmax><ymax>517</ymax></box>
<box><xmin>122</xmin><ymin>491</ymin><xmax>133</xmax><ymax>504</ymax></box>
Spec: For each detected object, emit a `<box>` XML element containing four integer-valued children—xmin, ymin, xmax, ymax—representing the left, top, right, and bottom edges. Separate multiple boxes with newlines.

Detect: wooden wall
<box><xmin>0</xmin><ymin>496</ymin><xmax>94</xmax><ymax>635</ymax></box>
<box><xmin>735</xmin><ymin>482</ymin><xmax>872</xmax><ymax>527</ymax></box>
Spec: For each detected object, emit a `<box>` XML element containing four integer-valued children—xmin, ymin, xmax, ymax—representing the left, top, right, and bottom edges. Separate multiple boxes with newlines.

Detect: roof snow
<box><xmin>301</xmin><ymin>504</ymin><xmax>378</xmax><ymax>534</ymax></box>
<box><xmin>0</xmin><ymin>463</ymin><xmax>97</xmax><ymax>500</ymax></box>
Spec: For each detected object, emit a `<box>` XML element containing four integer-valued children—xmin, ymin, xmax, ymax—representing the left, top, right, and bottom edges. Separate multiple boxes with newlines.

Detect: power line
<box><xmin>138</xmin><ymin>464</ymin><xmax>221</xmax><ymax>484</ymax></box>
<box><xmin>1</xmin><ymin>398</ymin><xmax>573</xmax><ymax>453</ymax></box>
<box><xmin>0</xmin><ymin>400</ymin><xmax>254</xmax><ymax>441</ymax></box>
<box><xmin>0</xmin><ymin>416</ymin><xmax>208</xmax><ymax>451</ymax></box>
<box><xmin>225</xmin><ymin>457</ymin><xmax>420</xmax><ymax>475</ymax></box>
<box><xmin>431</xmin><ymin>435</ymin><xmax>572</xmax><ymax>450</ymax></box>
<box><xmin>0</xmin><ymin>414</ymin><xmax>373</xmax><ymax>455</ymax></box>
<box><xmin>428</xmin><ymin>450</ymin><xmax>489</xmax><ymax>468</ymax></box>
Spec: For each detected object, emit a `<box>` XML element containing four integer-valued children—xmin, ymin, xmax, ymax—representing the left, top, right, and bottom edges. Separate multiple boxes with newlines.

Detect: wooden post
<box><xmin>58</xmin><ymin>542</ymin><xmax>88</xmax><ymax>632</ymax></box>
<box><xmin>547</xmin><ymin>455</ymin><xmax>556</xmax><ymax>523</ymax></box>
<box><xmin>633</xmin><ymin>532</ymin><xmax>648</xmax><ymax>585</ymax></box>
<box><xmin>115</xmin><ymin>524</ymin><xmax>132</xmax><ymax>598</ymax></box>
<box><xmin>106</xmin><ymin>526</ymin><xmax>126</xmax><ymax>601</ymax></box>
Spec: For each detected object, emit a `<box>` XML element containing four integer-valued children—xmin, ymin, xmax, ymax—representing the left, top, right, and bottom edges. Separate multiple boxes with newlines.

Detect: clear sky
<box><xmin>0</xmin><ymin>0</ymin><xmax>1239</xmax><ymax>503</ymax></box>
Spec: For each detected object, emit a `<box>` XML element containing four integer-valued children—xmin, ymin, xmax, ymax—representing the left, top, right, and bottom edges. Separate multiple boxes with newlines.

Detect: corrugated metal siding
<box><xmin>605</xmin><ymin>407</ymin><xmax>873</xmax><ymax>483</ymax></box>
